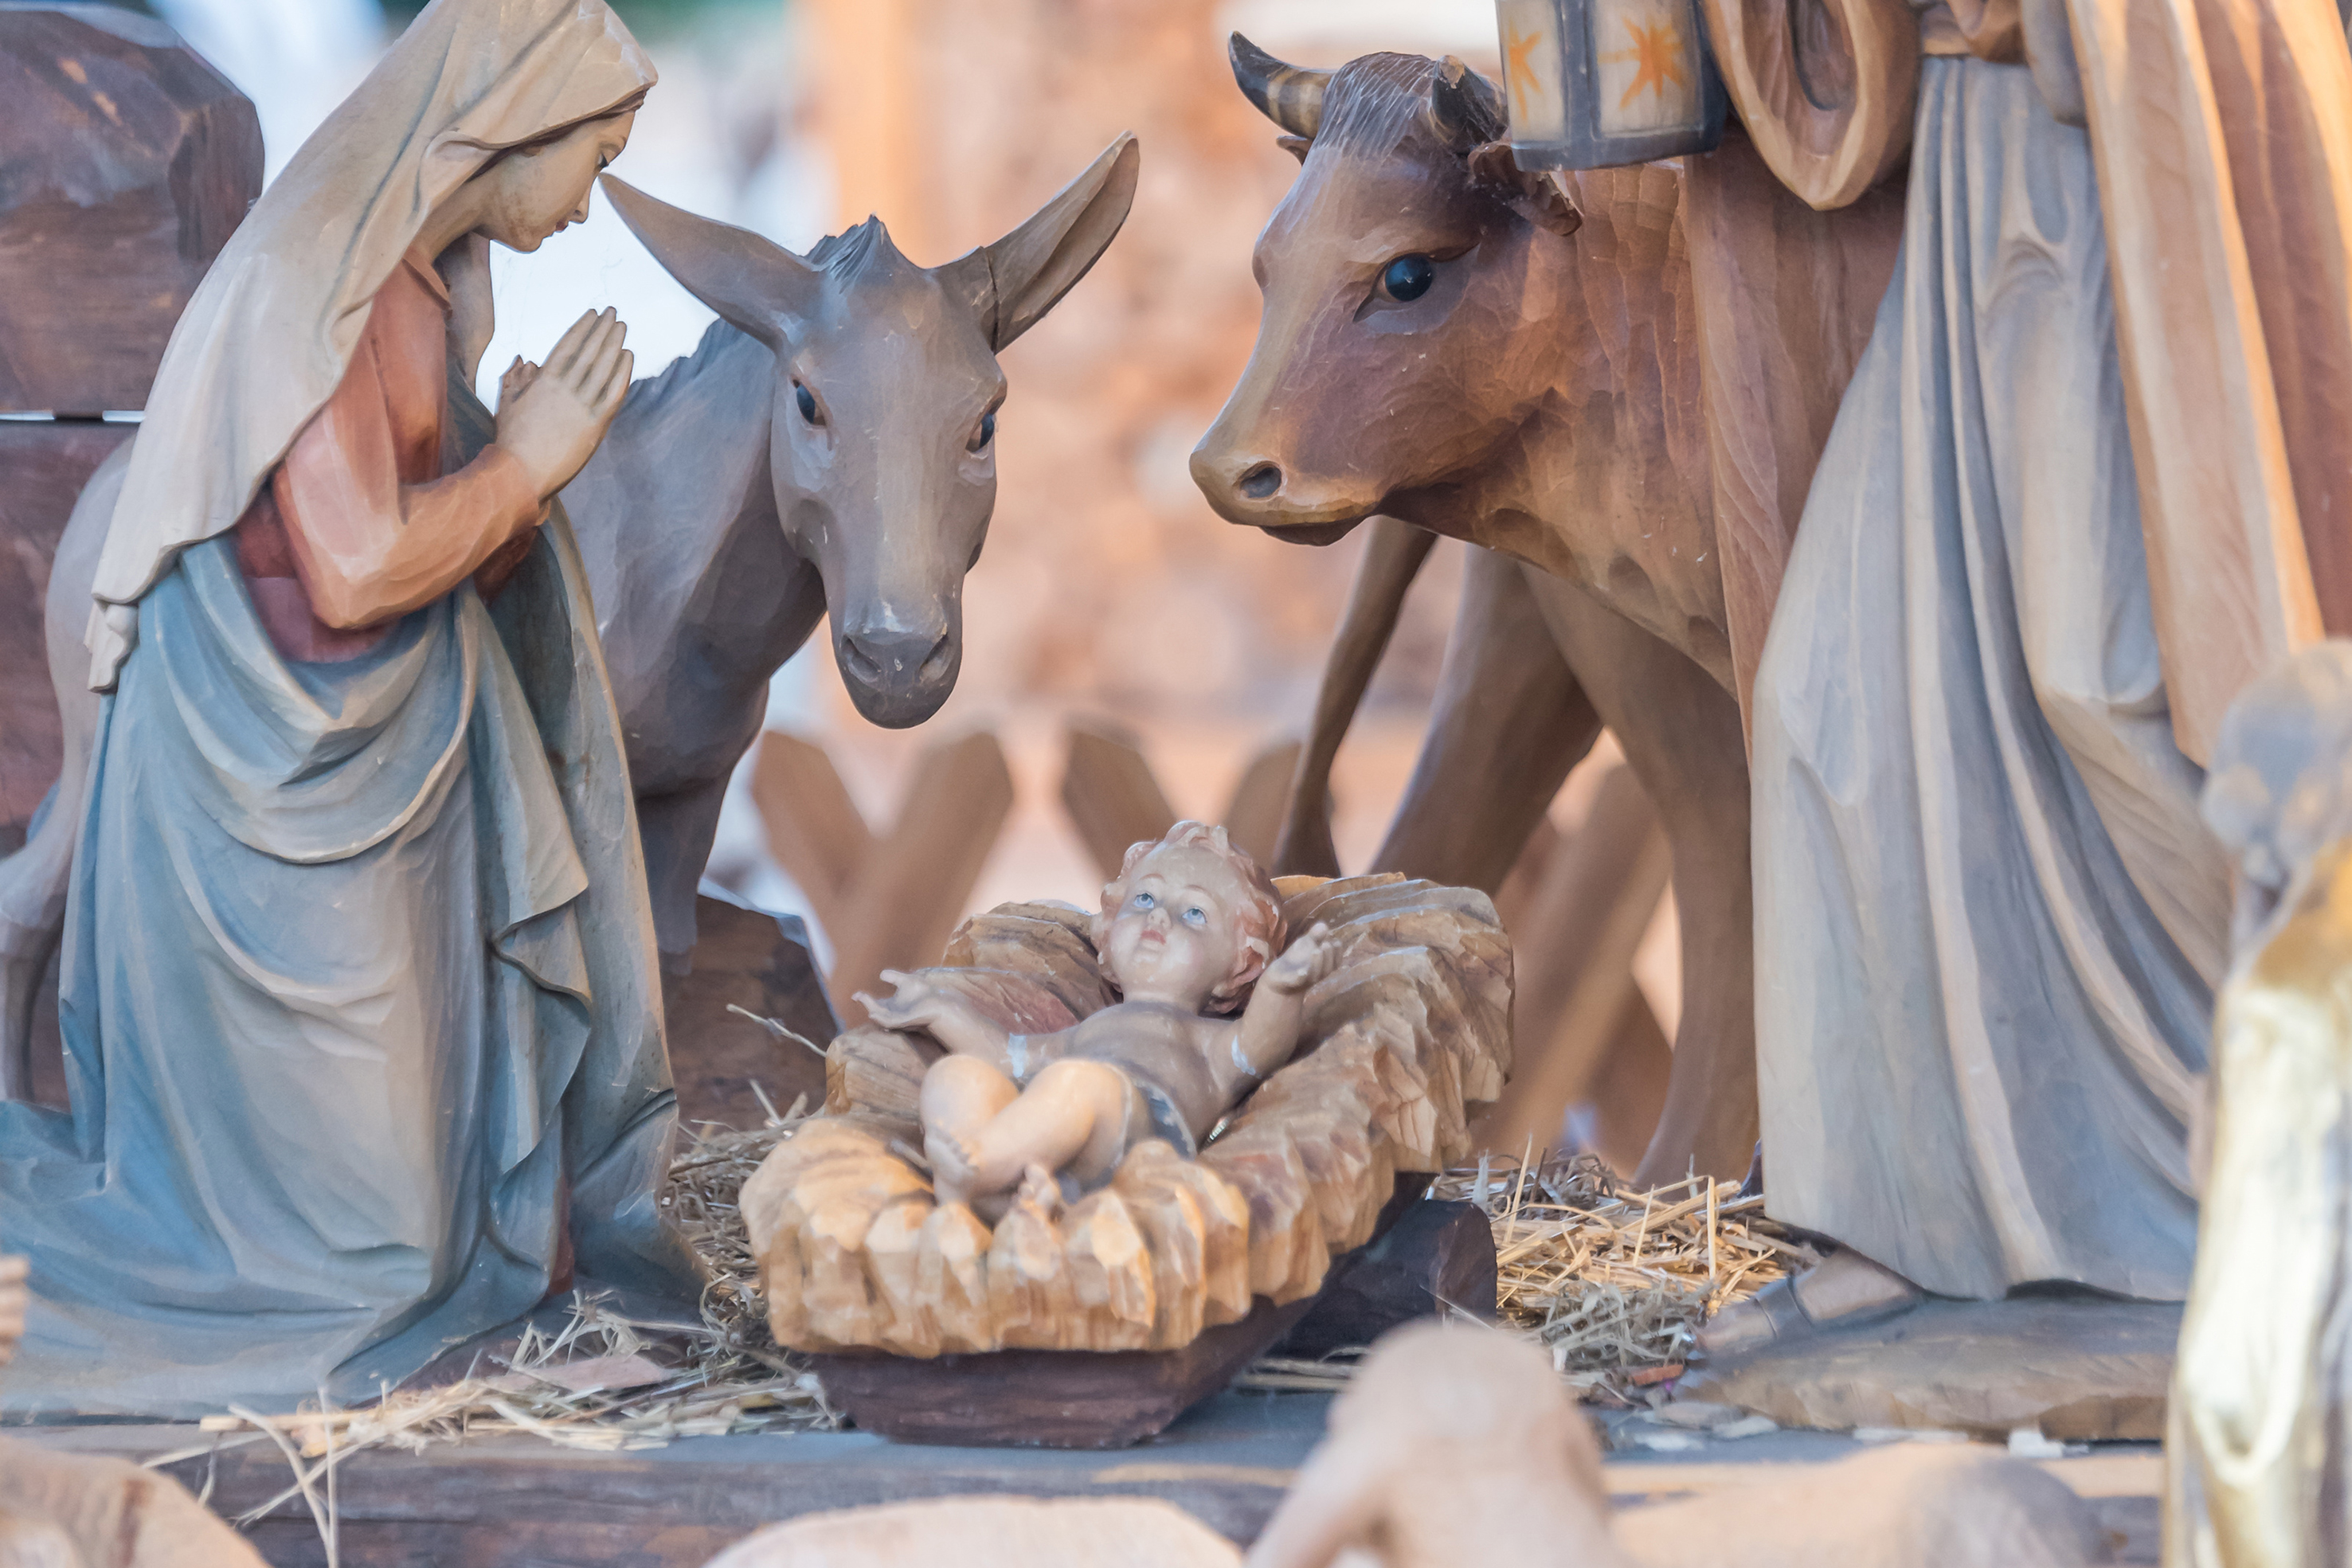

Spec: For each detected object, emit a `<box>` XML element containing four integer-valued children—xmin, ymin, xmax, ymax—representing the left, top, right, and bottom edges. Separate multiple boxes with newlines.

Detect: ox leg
<box><xmin>1274</xmin><ymin>515</ymin><xmax>1438</xmax><ymax>877</ymax></box>
<box><xmin>1372</xmin><ymin>544</ymin><xmax>1599</xmax><ymax>893</ymax></box>
<box><xmin>636</xmin><ymin>777</ymin><xmax>731</xmax><ymax>975</ymax></box>
<box><xmin>1519</xmin><ymin>565</ymin><xmax>1758</xmax><ymax>1185</ymax></box>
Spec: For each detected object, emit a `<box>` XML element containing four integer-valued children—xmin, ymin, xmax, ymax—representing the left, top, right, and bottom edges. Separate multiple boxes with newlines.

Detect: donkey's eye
<box><xmin>968</xmin><ymin>410</ymin><xmax>996</xmax><ymax>453</ymax></box>
<box><xmin>1380</xmin><ymin>254</ymin><xmax>1437</xmax><ymax>303</ymax></box>
<box><xmin>793</xmin><ymin>382</ymin><xmax>822</xmax><ymax>426</ymax></box>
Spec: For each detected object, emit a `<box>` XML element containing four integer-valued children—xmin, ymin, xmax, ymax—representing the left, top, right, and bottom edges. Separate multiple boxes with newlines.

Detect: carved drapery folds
<box><xmin>741</xmin><ymin>875</ymin><xmax>1512</xmax><ymax>1355</ymax></box>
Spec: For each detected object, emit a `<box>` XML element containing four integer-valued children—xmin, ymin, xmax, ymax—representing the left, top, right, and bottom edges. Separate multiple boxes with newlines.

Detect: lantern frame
<box><xmin>1496</xmin><ymin>0</ymin><xmax>1728</xmax><ymax>170</ymax></box>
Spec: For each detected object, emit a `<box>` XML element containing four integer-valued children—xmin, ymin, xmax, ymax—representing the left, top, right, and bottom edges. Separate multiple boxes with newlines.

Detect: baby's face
<box><xmin>1102</xmin><ymin>846</ymin><xmax>1249</xmax><ymax>1006</ymax></box>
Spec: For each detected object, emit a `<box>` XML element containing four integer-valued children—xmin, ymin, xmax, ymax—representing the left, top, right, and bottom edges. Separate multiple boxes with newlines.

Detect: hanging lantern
<box><xmin>1494</xmin><ymin>0</ymin><xmax>1728</xmax><ymax>170</ymax></box>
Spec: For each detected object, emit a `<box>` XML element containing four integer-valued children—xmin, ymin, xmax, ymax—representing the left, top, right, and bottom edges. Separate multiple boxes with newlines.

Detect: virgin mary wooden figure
<box><xmin>0</xmin><ymin>0</ymin><xmax>695</xmax><ymax>1415</ymax></box>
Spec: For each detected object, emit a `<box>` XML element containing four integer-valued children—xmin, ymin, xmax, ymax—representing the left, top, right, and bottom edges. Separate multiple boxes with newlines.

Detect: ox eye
<box><xmin>793</xmin><ymin>381</ymin><xmax>822</xmax><ymax>426</ymax></box>
<box><xmin>968</xmin><ymin>409</ymin><xmax>995</xmax><ymax>453</ymax></box>
<box><xmin>1380</xmin><ymin>254</ymin><xmax>1436</xmax><ymax>302</ymax></box>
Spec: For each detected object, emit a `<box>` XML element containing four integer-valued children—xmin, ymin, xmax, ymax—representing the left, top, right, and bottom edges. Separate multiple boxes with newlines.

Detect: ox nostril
<box><xmin>1239</xmin><ymin>463</ymin><xmax>1282</xmax><ymax>501</ymax></box>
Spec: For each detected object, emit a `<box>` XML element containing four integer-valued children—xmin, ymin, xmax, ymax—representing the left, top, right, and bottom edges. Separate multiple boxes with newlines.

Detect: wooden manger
<box><xmin>739</xmin><ymin>872</ymin><xmax>1512</xmax><ymax>1445</ymax></box>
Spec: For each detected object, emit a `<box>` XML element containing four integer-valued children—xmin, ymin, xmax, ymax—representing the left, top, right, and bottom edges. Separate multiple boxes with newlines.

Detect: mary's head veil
<box><xmin>85</xmin><ymin>0</ymin><xmax>656</xmax><ymax>690</ymax></box>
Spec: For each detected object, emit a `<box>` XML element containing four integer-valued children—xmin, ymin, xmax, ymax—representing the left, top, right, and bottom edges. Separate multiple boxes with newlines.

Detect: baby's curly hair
<box><xmin>1095</xmin><ymin>821</ymin><xmax>1288</xmax><ymax>1013</ymax></box>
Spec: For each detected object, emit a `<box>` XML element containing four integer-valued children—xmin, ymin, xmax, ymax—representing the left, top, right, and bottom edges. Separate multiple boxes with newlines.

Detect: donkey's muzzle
<box><xmin>837</xmin><ymin>626</ymin><xmax>958</xmax><ymax>728</ymax></box>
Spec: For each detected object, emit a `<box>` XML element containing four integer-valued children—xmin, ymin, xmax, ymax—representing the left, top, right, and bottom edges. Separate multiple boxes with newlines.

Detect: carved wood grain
<box><xmin>1683</xmin><ymin>131</ymin><xmax>1905</xmax><ymax>736</ymax></box>
<box><xmin>1699</xmin><ymin>0</ymin><xmax>1920</xmax><ymax>211</ymax></box>
<box><xmin>2070</xmin><ymin>0</ymin><xmax>2351</xmax><ymax>760</ymax></box>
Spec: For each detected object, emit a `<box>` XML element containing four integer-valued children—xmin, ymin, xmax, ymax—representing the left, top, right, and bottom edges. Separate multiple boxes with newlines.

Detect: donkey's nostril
<box><xmin>919</xmin><ymin>635</ymin><xmax>955</xmax><ymax>682</ymax></box>
<box><xmin>1239</xmin><ymin>463</ymin><xmax>1282</xmax><ymax>501</ymax></box>
<box><xmin>843</xmin><ymin>638</ymin><xmax>884</xmax><ymax>686</ymax></box>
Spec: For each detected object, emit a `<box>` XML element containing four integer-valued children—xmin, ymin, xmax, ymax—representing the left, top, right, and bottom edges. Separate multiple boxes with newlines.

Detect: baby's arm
<box><xmin>1232</xmin><ymin>921</ymin><xmax>1339</xmax><ymax>1077</ymax></box>
<box><xmin>857</xmin><ymin>971</ymin><xmax>1017</xmax><ymax>1069</ymax></box>
<box><xmin>859</xmin><ymin>971</ymin><xmax>1088</xmax><ymax>1079</ymax></box>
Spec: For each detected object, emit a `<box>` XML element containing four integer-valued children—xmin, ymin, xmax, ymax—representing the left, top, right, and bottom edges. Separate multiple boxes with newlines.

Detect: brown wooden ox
<box><xmin>1192</xmin><ymin>40</ymin><xmax>1901</xmax><ymax>1183</ymax></box>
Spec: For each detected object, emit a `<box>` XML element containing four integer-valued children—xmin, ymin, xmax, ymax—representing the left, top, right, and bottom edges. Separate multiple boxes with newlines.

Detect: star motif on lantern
<box><xmin>1602</xmin><ymin>16</ymin><xmax>1688</xmax><ymax>109</ymax></box>
<box><xmin>1505</xmin><ymin>23</ymin><xmax>1547</xmax><ymax>104</ymax></box>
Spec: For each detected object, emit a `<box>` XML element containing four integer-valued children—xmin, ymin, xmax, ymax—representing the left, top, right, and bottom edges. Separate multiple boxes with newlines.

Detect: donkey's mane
<box><xmin>807</xmin><ymin>216</ymin><xmax>910</xmax><ymax>281</ymax></box>
<box><xmin>1315</xmin><ymin>52</ymin><xmax>1505</xmax><ymax>156</ymax></box>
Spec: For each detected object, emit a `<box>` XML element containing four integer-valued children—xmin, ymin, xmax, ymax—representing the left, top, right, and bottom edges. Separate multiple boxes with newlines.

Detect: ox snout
<box><xmin>1188</xmin><ymin>436</ymin><xmax>1376</xmax><ymax>545</ymax></box>
<box><xmin>835</xmin><ymin>623</ymin><xmax>960</xmax><ymax>729</ymax></box>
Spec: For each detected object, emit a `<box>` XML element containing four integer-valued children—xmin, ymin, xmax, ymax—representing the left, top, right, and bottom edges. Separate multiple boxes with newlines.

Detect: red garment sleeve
<box><xmin>271</xmin><ymin>334</ymin><xmax>544</xmax><ymax>631</ymax></box>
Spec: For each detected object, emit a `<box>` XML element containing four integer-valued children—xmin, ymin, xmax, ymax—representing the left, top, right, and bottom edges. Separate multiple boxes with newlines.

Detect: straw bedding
<box><xmin>181</xmin><ymin>1126</ymin><xmax>1804</xmax><ymax>1531</ymax></box>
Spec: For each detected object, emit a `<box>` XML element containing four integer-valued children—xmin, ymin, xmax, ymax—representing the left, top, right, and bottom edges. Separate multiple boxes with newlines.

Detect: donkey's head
<box><xmin>1192</xmin><ymin>41</ymin><xmax>1579</xmax><ymax>544</ymax></box>
<box><xmin>602</xmin><ymin>136</ymin><xmax>1138</xmax><ymax>726</ymax></box>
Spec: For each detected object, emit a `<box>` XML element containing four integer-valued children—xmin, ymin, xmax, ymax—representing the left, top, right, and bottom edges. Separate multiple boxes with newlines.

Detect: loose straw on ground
<box><xmin>153</xmin><ymin>1091</ymin><xmax>843</xmax><ymax>1551</ymax></box>
<box><xmin>1238</xmin><ymin>1152</ymin><xmax>1817</xmax><ymax>1405</ymax></box>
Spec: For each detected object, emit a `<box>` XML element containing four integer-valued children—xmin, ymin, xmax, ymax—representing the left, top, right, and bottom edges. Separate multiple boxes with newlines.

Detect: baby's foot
<box><xmin>926</xmin><ymin>1129</ymin><xmax>981</xmax><ymax>1206</ymax></box>
<box><xmin>1015</xmin><ymin>1162</ymin><xmax>1064</xmax><ymax>1219</ymax></box>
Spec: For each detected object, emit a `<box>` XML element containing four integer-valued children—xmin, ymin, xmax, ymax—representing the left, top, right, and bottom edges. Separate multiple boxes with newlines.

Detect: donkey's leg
<box><xmin>0</xmin><ymin>441</ymin><xmax>121</xmax><ymax>1099</ymax></box>
<box><xmin>1372</xmin><ymin>545</ymin><xmax>1600</xmax><ymax>893</ymax></box>
<box><xmin>0</xmin><ymin>775</ymin><xmax>76</xmax><ymax>1100</ymax></box>
<box><xmin>1519</xmin><ymin>565</ymin><xmax>1758</xmax><ymax>1185</ymax></box>
<box><xmin>636</xmin><ymin>776</ymin><xmax>733</xmax><ymax>975</ymax></box>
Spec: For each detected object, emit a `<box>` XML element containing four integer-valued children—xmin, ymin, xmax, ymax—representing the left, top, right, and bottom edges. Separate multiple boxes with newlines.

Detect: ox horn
<box><xmin>1230</xmin><ymin>33</ymin><xmax>1329</xmax><ymax>140</ymax></box>
<box><xmin>1426</xmin><ymin>55</ymin><xmax>1505</xmax><ymax>154</ymax></box>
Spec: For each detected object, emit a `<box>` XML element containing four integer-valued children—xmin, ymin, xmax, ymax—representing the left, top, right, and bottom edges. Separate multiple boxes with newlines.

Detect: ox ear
<box><xmin>601</xmin><ymin>174</ymin><xmax>822</xmax><ymax>350</ymax></box>
<box><xmin>1466</xmin><ymin>141</ymin><xmax>1583</xmax><ymax>239</ymax></box>
<box><xmin>939</xmin><ymin>133</ymin><xmax>1139</xmax><ymax>351</ymax></box>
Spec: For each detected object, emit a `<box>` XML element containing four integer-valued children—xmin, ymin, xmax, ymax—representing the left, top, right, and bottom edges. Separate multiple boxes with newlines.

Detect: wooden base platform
<box><xmin>10</xmin><ymin>1392</ymin><xmax>2163</xmax><ymax>1567</ymax></box>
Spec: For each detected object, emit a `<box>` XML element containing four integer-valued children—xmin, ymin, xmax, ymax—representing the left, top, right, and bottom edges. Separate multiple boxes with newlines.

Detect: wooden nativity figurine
<box><xmin>741</xmin><ymin>835</ymin><xmax>1512</xmax><ymax>1374</ymax></box>
<box><xmin>0</xmin><ymin>0</ymin><xmax>701</xmax><ymax>1419</ymax></box>
<box><xmin>2168</xmin><ymin>641</ymin><xmax>2352</xmax><ymax>1568</ymax></box>
<box><xmin>860</xmin><ymin>824</ymin><xmax>1337</xmax><ymax>1214</ymax></box>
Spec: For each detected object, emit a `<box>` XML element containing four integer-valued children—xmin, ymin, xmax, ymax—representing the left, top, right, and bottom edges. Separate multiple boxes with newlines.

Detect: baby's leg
<box><xmin>948</xmin><ymin>1060</ymin><xmax>1133</xmax><ymax>1202</ymax></box>
<box><xmin>921</xmin><ymin>1055</ymin><xmax>1020</xmax><ymax>1206</ymax></box>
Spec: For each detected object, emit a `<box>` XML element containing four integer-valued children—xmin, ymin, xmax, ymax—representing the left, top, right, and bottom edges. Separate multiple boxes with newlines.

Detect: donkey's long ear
<box><xmin>601</xmin><ymin>174</ymin><xmax>822</xmax><ymax>350</ymax></box>
<box><xmin>939</xmin><ymin>133</ymin><xmax>1139</xmax><ymax>351</ymax></box>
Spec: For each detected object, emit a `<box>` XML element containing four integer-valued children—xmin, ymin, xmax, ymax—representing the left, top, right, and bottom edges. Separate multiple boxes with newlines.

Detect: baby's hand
<box><xmin>1261</xmin><ymin>921</ymin><xmax>1338</xmax><ymax>995</ymax></box>
<box><xmin>855</xmin><ymin>969</ymin><xmax>957</xmax><ymax>1031</ymax></box>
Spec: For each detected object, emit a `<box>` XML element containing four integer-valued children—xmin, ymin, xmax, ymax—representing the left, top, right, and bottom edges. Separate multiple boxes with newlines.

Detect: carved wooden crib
<box><xmin>738</xmin><ymin>872</ymin><xmax>1511</xmax><ymax>1444</ymax></box>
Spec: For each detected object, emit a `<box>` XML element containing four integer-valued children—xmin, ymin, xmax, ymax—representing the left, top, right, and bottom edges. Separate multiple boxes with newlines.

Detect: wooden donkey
<box><xmin>1192</xmin><ymin>41</ymin><xmax>1900</xmax><ymax>1183</ymax></box>
<box><xmin>0</xmin><ymin>138</ymin><xmax>1139</xmax><ymax>1094</ymax></box>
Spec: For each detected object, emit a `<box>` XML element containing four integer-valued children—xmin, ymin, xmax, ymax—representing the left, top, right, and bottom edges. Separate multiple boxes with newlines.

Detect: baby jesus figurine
<box><xmin>859</xmin><ymin>822</ymin><xmax>1337</xmax><ymax>1212</ymax></box>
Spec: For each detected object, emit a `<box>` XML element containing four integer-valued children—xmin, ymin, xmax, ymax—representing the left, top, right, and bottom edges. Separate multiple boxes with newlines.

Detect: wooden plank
<box><xmin>1059</xmin><ymin>721</ymin><xmax>1176</xmax><ymax>878</ymax></box>
<box><xmin>827</xmin><ymin>731</ymin><xmax>1015</xmax><ymax>1023</ymax></box>
<box><xmin>0</xmin><ymin>9</ymin><xmax>260</xmax><ymax>412</ymax></box>
<box><xmin>1217</xmin><ymin>738</ymin><xmax>1300</xmax><ymax>869</ymax></box>
<box><xmin>747</xmin><ymin>732</ymin><xmax>873</xmax><ymax>937</ymax></box>
<box><xmin>0</xmin><ymin>420</ymin><xmax>131</xmax><ymax>838</ymax></box>
<box><xmin>661</xmin><ymin>893</ymin><xmax>837</xmax><ymax>1128</ymax></box>
<box><xmin>1471</xmin><ymin>764</ymin><xmax>1670</xmax><ymax>1156</ymax></box>
<box><xmin>1586</xmin><ymin>988</ymin><xmax>1674</xmax><ymax>1175</ymax></box>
